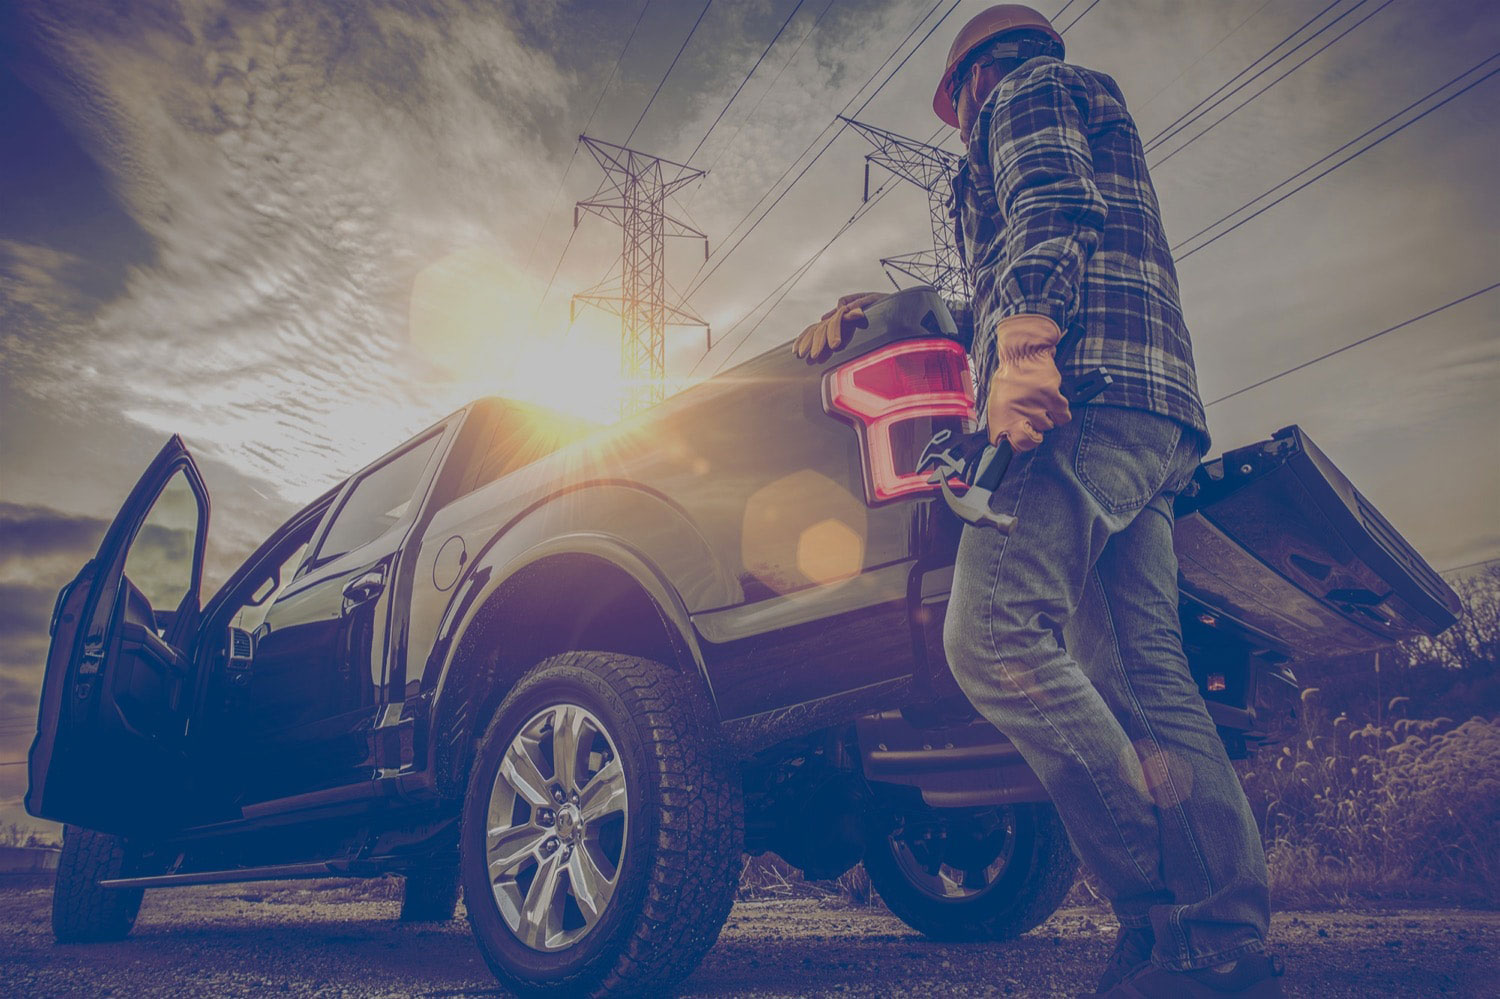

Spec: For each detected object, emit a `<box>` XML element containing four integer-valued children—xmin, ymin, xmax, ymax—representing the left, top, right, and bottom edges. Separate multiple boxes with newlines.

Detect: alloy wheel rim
<box><xmin>888</xmin><ymin>807</ymin><xmax>1017</xmax><ymax>902</ymax></box>
<box><xmin>486</xmin><ymin>702</ymin><xmax>628</xmax><ymax>952</ymax></box>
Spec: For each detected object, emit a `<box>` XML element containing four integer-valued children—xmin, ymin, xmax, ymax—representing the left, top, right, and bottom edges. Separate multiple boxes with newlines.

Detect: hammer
<box><xmin>921</xmin><ymin>367</ymin><xmax>1113</xmax><ymax>533</ymax></box>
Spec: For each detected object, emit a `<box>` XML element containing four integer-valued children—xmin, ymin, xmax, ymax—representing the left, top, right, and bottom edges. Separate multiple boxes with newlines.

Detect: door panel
<box><xmin>27</xmin><ymin>437</ymin><xmax>216</xmax><ymax>835</ymax></box>
<box><xmin>224</xmin><ymin>429</ymin><xmax>445</xmax><ymax>805</ymax></box>
<box><xmin>231</xmin><ymin>554</ymin><xmax>390</xmax><ymax>803</ymax></box>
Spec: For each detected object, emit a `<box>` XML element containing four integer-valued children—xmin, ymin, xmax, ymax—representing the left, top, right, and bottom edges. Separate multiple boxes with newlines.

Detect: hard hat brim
<box><xmin>933</xmin><ymin>75</ymin><xmax>961</xmax><ymax>128</ymax></box>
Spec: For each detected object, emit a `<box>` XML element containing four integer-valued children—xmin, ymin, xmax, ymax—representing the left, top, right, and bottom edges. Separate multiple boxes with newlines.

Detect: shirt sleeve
<box><xmin>985</xmin><ymin>62</ymin><xmax>1107</xmax><ymax>331</ymax></box>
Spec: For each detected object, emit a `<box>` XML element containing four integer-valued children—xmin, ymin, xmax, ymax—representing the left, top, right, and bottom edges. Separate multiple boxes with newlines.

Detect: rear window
<box><xmin>454</xmin><ymin>406</ymin><xmax>595</xmax><ymax>500</ymax></box>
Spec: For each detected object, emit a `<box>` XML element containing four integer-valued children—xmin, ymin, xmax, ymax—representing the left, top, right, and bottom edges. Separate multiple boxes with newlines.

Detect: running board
<box><xmin>99</xmin><ymin>862</ymin><xmax>347</xmax><ymax>890</ymax></box>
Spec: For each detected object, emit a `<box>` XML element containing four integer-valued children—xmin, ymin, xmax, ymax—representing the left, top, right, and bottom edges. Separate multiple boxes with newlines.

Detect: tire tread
<box><xmin>462</xmin><ymin>651</ymin><xmax>743</xmax><ymax>997</ymax></box>
<box><xmin>52</xmin><ymin>825</ymin><xmax>143</xmax><ymax>943</ymax></box>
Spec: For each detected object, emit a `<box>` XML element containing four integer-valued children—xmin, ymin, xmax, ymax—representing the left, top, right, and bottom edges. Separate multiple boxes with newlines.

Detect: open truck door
<box><xmin>27</xmin><ymin>436</ymin><xmax>213</xmax><ymax>835</ymax></box>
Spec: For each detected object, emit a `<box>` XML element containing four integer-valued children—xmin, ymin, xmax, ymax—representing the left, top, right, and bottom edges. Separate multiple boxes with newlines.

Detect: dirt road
<box><xmin>1</xmin><ymin>877</ymin><xmax>1493</xmax><ymax>997</ymax></box>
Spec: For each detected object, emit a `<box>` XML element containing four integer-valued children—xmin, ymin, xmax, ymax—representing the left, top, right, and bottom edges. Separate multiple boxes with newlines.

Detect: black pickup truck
<box><xmin>28</xmin><ymin>288</ymin><xmax>1458</xmax><ymax>997</ymax></box>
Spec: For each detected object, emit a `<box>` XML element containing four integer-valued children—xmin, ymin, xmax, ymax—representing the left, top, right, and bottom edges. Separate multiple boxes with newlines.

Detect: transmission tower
<box><xmin>569</xmin><ymin>135</ymin><xmax>710</xmax><ymax>417</ymax></box>
<box><xmin>840</xmin><ymin>117</ymin><xmax>969</xmax><ymax>306</ymax></box>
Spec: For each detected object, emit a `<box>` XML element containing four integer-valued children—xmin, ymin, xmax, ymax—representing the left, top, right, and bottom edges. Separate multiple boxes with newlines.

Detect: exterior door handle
<box><xmin>341</xmin><ymin>570</ymin><xmax>386</xmax><ymax>607</ymax></box>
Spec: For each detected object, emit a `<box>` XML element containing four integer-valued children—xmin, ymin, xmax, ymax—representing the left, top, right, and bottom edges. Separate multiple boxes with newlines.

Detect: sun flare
<box><xmin>409</xmin><ymin>247</ymin><xmax>632</xmax><ymax>424</ymax></box>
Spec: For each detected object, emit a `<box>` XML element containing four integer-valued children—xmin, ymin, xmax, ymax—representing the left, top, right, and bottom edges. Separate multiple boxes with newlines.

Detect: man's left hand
<box><xmin>986</xmin><ymin>314</ymin><xmax>1072</xmax><ymax>452</ymax></box>
<box><xmin>792</xmin><ymin>291</ymin><xmax>887</xmax><ymax>363</ymax></box>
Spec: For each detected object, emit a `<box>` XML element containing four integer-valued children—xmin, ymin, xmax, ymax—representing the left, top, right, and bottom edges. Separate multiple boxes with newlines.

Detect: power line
<box><xmin>1205</xmin><ymin>283</ymin><xmax>1500</xmax><ymax>408</ymax></box>
<box><xmin>718</xmin><ymin>188</ymin><xmax>897</xmax><ymax>369</ymax></box>
<box><xmin>684</xmin><ymin>0</ymin><xmax>965</xmax><ymax>302</ymax></box>
<box><xmin>536</xmin><ymin>1</ymin><xmax>713</xmax><ymax>318</ymax></box>
<box><xmin>1131</xmin><ymin>0</ymin><xmax>1278</xmax><ymax>120</ymax></box>
<box><xmin>534</xmin><ymin>198</ymin><xmax>595</xmax><ymax>317</ymax></box>
<box><xmin>1151</xmin><ymin>0</ymin><xmax>1405</xmax><ymax>168</ymax></box>
<box><xmin>683</xmin><ymin>0</ymin><xmax>950</xmax><ymax>294</ymax></box>
<box><xmin>722</xmin><ymin>128</ymin><xmax>954</xmax><ymax>370</ymax></box>
<box><xmin>693</xmin><ymin>121</ymin><xmax>948</xmax><ymax>378</ymax></box>
<box><xmin>1058</xmin><ymin>0</ymin><xmax>1104</xmax><ymax>35</ymax></box>
<box><xmin>681</xmin><ymin>0</ymin><xmax>956</xmax><ymax>300</ymax></box>
<box><xmin>1050</xmin><ymin>0</ymin><xmax>1081</xmax><ymax>26</ymax></box>
<box><xmin>1143</xmin><ymin>0</ymin><xmax>1344</xmax><ymax>152</ymax></box>
<box><xmin>625</xmin><ymin>0</ymin><xmax>715</xmax><ymax>148</ymax></box>
<box><xmin>691</xmin><ymin>0</ymin><xmax>842</xmax><ymax>201</ymax></box>
<box><xmin>1175</xmin><ymin>57</ymin><xmax>1500</xmax><ymax>260</ymax></box>
<box><xmin>687</xmin><ymin>0</ymin><xmax>1097</xmax><ymax>301</ymax></box>
<box><xmin>687</xmin><ymin>0</ymin><xmax>1098</xmax><ymax>375</ymax></box>
<box><xmin>687</xmin><ymin>178</ymin><xmax>900</xmax><ymax>377</ymax></box>
<box><xmin>524</xmin><ymin>0</ymin><xmax>653</xmax><ymax>273</ymax></box>
<box><xmin>683</xmin><ymin>0</ymin><xmax>809</xmax><ymax>165</ymax></box>
<box><xmin>1441</xmin><ymin>558</ymin><xmax>1499</xmax><ymax>575</ymax></box>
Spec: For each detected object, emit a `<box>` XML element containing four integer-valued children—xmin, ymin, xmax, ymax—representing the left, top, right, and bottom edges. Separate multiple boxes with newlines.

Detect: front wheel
<box><xmin>862</xmin><ymin>801</ymin><xmax>1077</xmax><ymax>941</ymax></box>
<box><xmin>460</xmin><ymin>651</ymin><xmax>743</xmax><ymax>998</ymax></box>
<box><xmin>52</xmin><ymin>825</ymin><xmax>144</xmax><ymax>943</ymax></box>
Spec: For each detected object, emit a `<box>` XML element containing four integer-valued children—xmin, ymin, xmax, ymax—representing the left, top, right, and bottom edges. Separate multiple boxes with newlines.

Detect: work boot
<box><xmin>1101</xmin><ymin>953</ymin><xmax>1287</xmax><ymax>998</ymax></box>
<box><xmin>1093</xmin><ymin>925</ymin><xmax>1155</xmax><ymax>994</ymax></box>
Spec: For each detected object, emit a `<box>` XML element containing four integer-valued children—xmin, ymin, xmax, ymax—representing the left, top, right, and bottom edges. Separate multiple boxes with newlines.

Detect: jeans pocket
<box><xmin>1074</xmin><ymin>406</ymin><xmax>1183</xmax><ymax>515</ymax></box>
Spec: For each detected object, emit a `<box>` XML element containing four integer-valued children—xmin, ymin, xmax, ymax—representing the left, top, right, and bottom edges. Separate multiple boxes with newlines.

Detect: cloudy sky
<box><xmin>1</xmin><ymin>0</ymin><xmax>1496</xmax><ymax>825</ymax></box>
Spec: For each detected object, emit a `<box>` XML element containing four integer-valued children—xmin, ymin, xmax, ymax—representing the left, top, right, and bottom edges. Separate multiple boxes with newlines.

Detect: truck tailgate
<box><xmin>1174</xmin><ymin>425</ymin><xmax>1460</xmax><ymax>659</ymax></box>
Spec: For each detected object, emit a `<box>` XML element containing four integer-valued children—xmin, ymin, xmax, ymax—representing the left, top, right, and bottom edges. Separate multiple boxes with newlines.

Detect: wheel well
<box><xmin>433</xmin><ymin>554</ymin><xmax>699</xmax><ymax>796</ymax></box>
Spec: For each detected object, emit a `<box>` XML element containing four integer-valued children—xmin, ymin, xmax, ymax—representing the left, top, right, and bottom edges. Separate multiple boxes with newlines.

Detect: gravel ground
<box><xmin>0</xmin><ymin>876</ymin><xmax>1494</xmax><ymax>997</ymax></box>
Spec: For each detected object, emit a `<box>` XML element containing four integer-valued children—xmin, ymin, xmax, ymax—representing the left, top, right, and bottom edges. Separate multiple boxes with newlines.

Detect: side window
<box><xmin>313</xmin><ymin>433</ymin><xmax>442</xmax><ymax>564</ymax></box>
<box><xmin>122</xmin><ymin>468</ymin><xmax>203</xmax><ymax>612</ymax></box>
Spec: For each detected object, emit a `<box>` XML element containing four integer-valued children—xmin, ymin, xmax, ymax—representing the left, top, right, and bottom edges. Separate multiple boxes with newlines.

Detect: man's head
<box><xmin>933</xmin><ymin>4</ymin><xmax>1065</xmax><ymax>146</ymax></box>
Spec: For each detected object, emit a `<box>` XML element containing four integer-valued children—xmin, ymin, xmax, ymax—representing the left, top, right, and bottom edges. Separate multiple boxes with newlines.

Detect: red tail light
<box><xmin>823</xmin><ymin>339</ymin><xmax>976</xmax><ymax>503</ymax></box>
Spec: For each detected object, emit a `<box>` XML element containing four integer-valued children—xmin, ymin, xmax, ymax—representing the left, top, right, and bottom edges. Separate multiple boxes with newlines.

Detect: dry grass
<box><xmin>736</xmin><ymin>713</ymin><xmax>1500</xmax><ymax>913</ymax></box>
<box><xmin>1242</xmin><ymin>695</ymin><xmax>1500</xmax><ymax>907</ymax></box>
<box><xmin>736</xmin><ymin>853</ymin><xmax>879</xmax><ymax>906</ymax></box>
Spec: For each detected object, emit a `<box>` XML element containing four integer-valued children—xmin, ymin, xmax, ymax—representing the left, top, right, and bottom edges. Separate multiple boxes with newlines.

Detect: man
<box><xmin>794</xmin><ymin>6</ymin><xmax>1284</xmax><ymax>998</ymax></box>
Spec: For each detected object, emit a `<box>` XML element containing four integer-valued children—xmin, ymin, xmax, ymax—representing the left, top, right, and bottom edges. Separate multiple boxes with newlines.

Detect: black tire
<box><xmin>862</xmin><ymin>801</ymin><xmax>1077</xmax><ymax>941</ymax></box>
<box><xmin>460</xmin><ymin>651</ymin><xmax>743</xmax><ymax>998</ymax></box>
<box><xmin>52</xmin><ymin>825</ymin><xmax>144</xmax><ymax>943</ymax></box>
<box><xmin>401</xmin><ymin>851</ymin><xmax>462</xmax><ymax>923</ymax></box>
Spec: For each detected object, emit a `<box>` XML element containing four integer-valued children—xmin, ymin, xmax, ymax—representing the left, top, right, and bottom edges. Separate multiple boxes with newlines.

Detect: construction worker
<box><xmin>794</xmin><ymin>6</ymin><xmax>1284</xmax><ymax>998</ymax></box>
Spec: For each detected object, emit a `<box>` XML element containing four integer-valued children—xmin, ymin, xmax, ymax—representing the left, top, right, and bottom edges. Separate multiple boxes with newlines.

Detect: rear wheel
<box><xmin>460</xmin><ymin>651</ymin><xmax>743</xmax><ymax>998</ymax></box>
<box><xmin>52</xmin><ymin>825</ymin><xmax>144</xmax><ymax>943</ymax></box>
<box><xmin>862</xmin><ymin>801</ymin><xmax>1076</xmax><ymax>941</ymax></box>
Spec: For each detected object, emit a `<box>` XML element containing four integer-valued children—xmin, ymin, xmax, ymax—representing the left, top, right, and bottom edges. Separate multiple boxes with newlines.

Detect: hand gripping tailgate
<box><xmin>1173</xmin><ymin>426</ymin><xmax>1460</xmax><ymax>659</ymax></box>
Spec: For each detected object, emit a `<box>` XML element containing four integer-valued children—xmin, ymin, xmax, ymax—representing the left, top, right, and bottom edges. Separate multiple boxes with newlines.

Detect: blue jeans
<box><xmin>942</xmin><ymin>404</ymin><xmax>1270</xmax><ymax>971</ymax></box>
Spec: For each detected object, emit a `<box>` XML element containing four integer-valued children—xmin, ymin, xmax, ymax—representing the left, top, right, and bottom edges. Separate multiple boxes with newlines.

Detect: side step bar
<box><xmin>100</xmin><ymin>862</ymin><xmax>349</xmax><ymax>890</ymax></box>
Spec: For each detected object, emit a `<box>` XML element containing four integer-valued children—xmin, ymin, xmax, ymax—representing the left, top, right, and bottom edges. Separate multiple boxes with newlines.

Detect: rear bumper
<box><xmin>856</xmin><ymin>679</ymin><xmax>1295</xmax><ymax>810</ymax></box>
<box><xmin>877</xmin><ymin>563</ymin><xmax>1300</xmax><ymax>807</ymax></box>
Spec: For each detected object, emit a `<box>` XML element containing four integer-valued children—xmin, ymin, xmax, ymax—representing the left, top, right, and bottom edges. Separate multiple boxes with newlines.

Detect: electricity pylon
<box><xmin>569</xmin><ymin>136</ymin><xmax>710</xmax><ymax>417</ymax></box>
<box><xmin>840</xmin><ymin>117</ymin><xmax>969</xmax><ymax>306</ymax></box>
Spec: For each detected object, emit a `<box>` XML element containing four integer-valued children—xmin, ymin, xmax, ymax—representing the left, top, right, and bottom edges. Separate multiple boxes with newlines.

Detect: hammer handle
<box><xmin>973</xmin><ymin>368</ymin><xmax>1113</xmax><ymax>492</ymax></box>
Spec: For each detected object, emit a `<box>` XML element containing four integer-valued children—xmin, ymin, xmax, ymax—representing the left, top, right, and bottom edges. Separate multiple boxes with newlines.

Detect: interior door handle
<box><xmin>341</xmin><ymin>570</ymin><xmax>386</xmax><ymax>607</ymax></box>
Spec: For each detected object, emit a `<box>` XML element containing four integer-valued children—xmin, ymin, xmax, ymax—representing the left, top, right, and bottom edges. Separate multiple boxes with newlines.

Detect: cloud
<box><xmin>0</xmin><ymin>504</ymin><xmax>107</xmax><ymax>784</ymax></box>
<box><xmin>2</xmin><ymin>0</ymin><xmax>1496</xmax><ymax>563</ymax></box>
<box><xmin>6</xmin><ymin>0</ymin><xmax>584</xmax><ymax>500</ymax></box>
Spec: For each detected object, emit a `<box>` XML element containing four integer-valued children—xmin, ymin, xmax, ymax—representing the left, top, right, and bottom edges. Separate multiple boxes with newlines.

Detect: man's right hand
<box><xmin>792</xmin><ymin>292</ymin><xmax>889</xmax><ymax>363</ymax></box>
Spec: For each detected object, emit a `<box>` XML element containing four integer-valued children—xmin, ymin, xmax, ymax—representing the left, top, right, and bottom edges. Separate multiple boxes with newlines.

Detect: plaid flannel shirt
<box><xmin>949</xmin><ymin>56</ymin><xmax>1211</xmax><ymax>451</ymax></box>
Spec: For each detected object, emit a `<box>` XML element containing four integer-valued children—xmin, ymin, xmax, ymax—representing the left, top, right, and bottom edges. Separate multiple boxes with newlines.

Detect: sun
<box><xmin>409</xmin><ymin>246</ymin><xmax>631</xmax><ymax>423</ymax></box>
